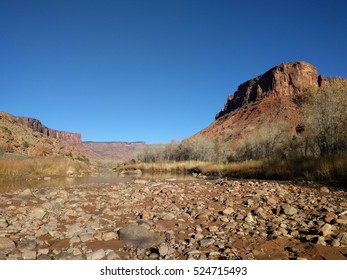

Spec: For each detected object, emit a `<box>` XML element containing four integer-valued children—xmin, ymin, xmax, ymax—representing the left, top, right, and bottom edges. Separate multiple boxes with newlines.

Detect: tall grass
<box><xmin>117</xmin><ymin>154</ymin><xmax>347</xmax><ymax>183</ymax></box>
<box><xmin>117</xmin><ymin>160</ymin><xmax>265</xmax><ymax>177</ymax></box>
<box><xmin>0</xmin><ymin>158</ymin><xmax>89</xmax><ymax>178</ymax></box>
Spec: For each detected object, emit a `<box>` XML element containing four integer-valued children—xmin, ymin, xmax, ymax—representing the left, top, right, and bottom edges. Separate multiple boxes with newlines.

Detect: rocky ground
<box><xmin>0</xmin><ymin>178</ymin><xmax>347</xmax><ymax>260</ymax></box>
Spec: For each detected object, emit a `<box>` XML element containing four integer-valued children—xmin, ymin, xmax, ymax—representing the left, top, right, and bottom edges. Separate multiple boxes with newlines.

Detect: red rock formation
<box><xmin>216</xmin><ymin>61</ymin><xmax>319</xmax><ymax>119</ymax></box>
<box><xmin>199</xmin><ymin>61</ymin><xmax>340</xmax><ymax>146</ymax></box>
<box><xmin>17</xmin><ymin>117</ymin><xmax>81</xmax><ymax>144</ymax></box>
<box><xmin>83</xmin><ymin>141</ymin><xmax>146</xmax><ymax>160</ymax></box>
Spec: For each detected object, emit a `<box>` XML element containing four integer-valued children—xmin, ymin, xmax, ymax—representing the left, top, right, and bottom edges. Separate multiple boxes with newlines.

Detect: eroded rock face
<box><xmin>83</xmin><ymin>141</ymin><xmax>146</xmax><ymax>160</ymax></box>
<box><xmin>17</xmin><ymin>117</ymin><xmax>81</xmax><ymax>144</ymax></box>
<box><xmin>198</xmin><ymin>61</ymin><xmax>343</xmax><ymax>146</ymax></box>
<box><xmin>216</xmin><ymin>61</ymin><xmax>319</xmax><ymax>120</ymax></box>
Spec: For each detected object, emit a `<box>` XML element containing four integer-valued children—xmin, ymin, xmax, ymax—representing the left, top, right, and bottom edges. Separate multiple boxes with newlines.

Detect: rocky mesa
<box><xmin>199</xmin><ymin>61</ymin><xmax>333</xmax><ymax>146</ymax></box>
<box><xmin>17</xmin><ymin>117</ymin><xmax>81</xmax><ymax>144</ymax></box>
<box><xmin>0</xmin><ymin>112</ymin><xmax>81</xmax><ymax>158</ymax></box>
<box><xmin>83</xmin><ymin>141</ymin><xmax>146</xmax><ymax>160</ymax></box>
<box><xmin>1</xmin><ymin>113</ymin><xmax>145</xmax><ymax>161</ymax></box>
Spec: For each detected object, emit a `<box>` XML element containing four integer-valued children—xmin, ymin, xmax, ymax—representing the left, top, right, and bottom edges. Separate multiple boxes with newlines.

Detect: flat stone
<box><xmin>118</xmin><ymin>223</ymin><xmax>163</xmax><ymax>249</ymax></box>
<box><xmin>316</xmin><ymin>236</ymin><xmax>326</xmax><ymax>246</ymax></box>
<box><xmin>69</xmin><ymin>237</ymin><xmax>80</xmax><ymax>245</ymax></box>
<box><xmin>187</xmin><ymin>250</ymin><xmax>201</xmax><ymax>256</ymax></box>
<box><xmin>224</xmin><ymin>199</ymin><xmax>233</xmax><ymax>207</ymax></box>
<box><xmin>65</xmin><ymin>224</ymin><xmax>82</xmax><ymax>238</ymax></box>
<box><xmin>87</xmin><ymin>249</ymin><xmax>105</xmax><ymax>260</ymax></box>
<box><xmin>134</xmin><ymin>179</ymin><xmax>148</xmax><ymax>184</ymax></box>
<box><xmin>320</xmin><ymin>186</ymin><xmax>330</xmax><ymax>194</ymax></box>
<box><xmin>162</xmin><ymin>213</ymin><xmax>175</xmax><ymax>221</ymax></box>
<box><xmin>38</xmin><ymin>248</ymin><xmax>49</xmax><ymax>255</ymax></box>
<box><xmin>222</xmin><ymin>207</ymin><xmax>234</xmax><ymax>215</ymax></box>
<box><xmin>283</xmin><ymin>206</ymin><xmax>297</xmax><ymax>216</ymax></box>
<box><xmin>102</xmin><ymin>232</ymin><xmax>118</xmax><ymax>241</ymax></box>
<box><xmin>19</xmin><ymin>189</ymin><xmax>33</xmax><ymax>198</ymax></box>
<box><xmin>245</xmin><ymin>213</ymin><xmax>254</xmax><ymax>223</ymax></box>
<box><xmin>0</xmin><ymin>237</ymin><xmax>16</xmax><ymax>255</ymax></box>
<box><xmin>267</xmin><ymin>197</ymin><xmax>277</xmax><ymax>206</ymax></box>
<box><xmin>72</xmin><ymin>248</ymin><xmax>82</xmax><ymax>256</ymax></box>
<box><xmin>22</xmin><ymin>250</ymin><xmax>37</xmax><ymax>260</ymax></box>
<box><xmin>17</xmin><ymin>239</ymin><xmax>36</xmax><ymax>252</ymax></box>
<box><xmin>194</xmin><ymin>233</ymin><xmax>204</xmax><ymax>241</ymax></box>
<box><xmin>141</xmin><ymin>211</ymin><xmax>154</xmax><ymax>220</ymax></box>
<box><xmin>208</xmin><ymin>226</ymin><xmax>218</xmax><ymax>232</ymax></box>
<box><xmin>30</xmin><ymin>207</ymin><xmax>46</xmax><ymax>220</ymax></box>
<box><xmin>338</xmin><ymin>232</ymin><xmax>347</xmax><ymax>246</ymax></box>
<box><xmin>0</xmin><ymin>219</ymin><xmax>8</xmax><ymax>228</ymax></box>
<box><xmin>336</xmin><ymin>217</ymin><xmax>347</xmax><ymax>225</ymax></box>
<box><xmin>199</xmin><ymin>239</ymin><xmax>215</xmax><ymax>247</ymax></box>
<box><xmin>324</xmin><ymin>213</ymin><xmax>337</xmax><ymax>223</ymax></box>
<box><xmin>320</xmin><ymin>224</ymin><xmax>333</xmax><ymax>237</ymax></box>
<box><xmin>79</xmin><ymin>233</ymin><xmax>93</xmax><ymax>243</ymax></box>
<box><xmin>159</xmin><ymin>244</ymin><xmax>170</xmax><ymax>256</ymax></box>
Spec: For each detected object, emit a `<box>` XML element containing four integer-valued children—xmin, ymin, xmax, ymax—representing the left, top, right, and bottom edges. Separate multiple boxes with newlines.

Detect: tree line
<box><xmin>137</xmin><ymin>78</ymin><xmax>347</xmax><ymax>167</ymax></box>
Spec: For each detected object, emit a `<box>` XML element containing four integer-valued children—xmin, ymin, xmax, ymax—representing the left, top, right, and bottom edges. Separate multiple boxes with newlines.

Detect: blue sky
<box><xmin>1</xmin><ymin>0</ymin><xmax>347</xmax><ymax>143</ymax></box>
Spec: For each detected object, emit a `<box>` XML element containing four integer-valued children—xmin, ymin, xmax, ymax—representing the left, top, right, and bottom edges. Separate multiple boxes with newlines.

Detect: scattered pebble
<box><xmin>0</xmin><ymin>179</ymin><xmax>346</xmax><ymax>260</ymax></box>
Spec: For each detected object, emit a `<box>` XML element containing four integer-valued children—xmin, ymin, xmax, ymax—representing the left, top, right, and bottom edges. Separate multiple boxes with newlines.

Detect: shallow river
<box><xmin>0</xmin><ymin>172</ymin><xmax>195</xmax><ymax>193</ymax></box>
<box><xmin>0</xmin><ymin>172</ymin><xmax>133</xmax><ymax>193</ymax></box>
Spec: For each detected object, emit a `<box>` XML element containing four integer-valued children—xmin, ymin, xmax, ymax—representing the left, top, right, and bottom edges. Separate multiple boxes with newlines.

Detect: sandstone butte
<box><xmin>17</xmin><ymin>116</ymin><xmax>82</xmax><ymax>144</ymax></box>
<box><xmin>0</xmin><ymin>113</ymin><xmax>145</xmax><ymax>160</ymax></box>
<box><xmin>198</xmin><ymin>61</ymin><xmax>337</xmax><ymax>147</ymax></box>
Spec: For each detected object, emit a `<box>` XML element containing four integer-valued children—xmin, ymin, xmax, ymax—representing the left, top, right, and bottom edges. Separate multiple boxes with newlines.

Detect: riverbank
<box><xmin>116</xmin><ymin>157</ymin><xmax>347</xmax><ymax>185</ymax></box>
<box><xmin>0</xmin><ymin>178</ymin><xmax>346</xmax><ymax>260</ymax></box>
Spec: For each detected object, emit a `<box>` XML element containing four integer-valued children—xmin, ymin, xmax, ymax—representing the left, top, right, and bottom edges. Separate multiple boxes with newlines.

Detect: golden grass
<box><xmin>117</xmin><ymin>154</ymin><xmax>347</xmax><ymax>183</ymax></box>
<box><xmin>117</xmin><ymin>160</ymin><xmax>265</xmax><ymax>177</ymax></box>
<box><xmin>0</xmin><ymin>157</ymin><xmax>89</xmax><ymax>178</ymax></box>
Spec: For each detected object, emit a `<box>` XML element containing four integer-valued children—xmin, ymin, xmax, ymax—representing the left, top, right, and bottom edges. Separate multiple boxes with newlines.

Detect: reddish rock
<box><xmin>83</xmin><ymin>141</ymin><xmax>146</xmax><ymax>160</ymax></box>
<box><xmin>17</xmin><ymin>117</ymin><xmax>81</xmax><ymax>144</ymax></box>
<box><xmin>198</xmin><ymin>61</ymin><xmax>345</xmax><ymax>147</ymax></box>
<box><xmin>215</xmin><ymin>61</ymin><xmax>318</xmax><ymax>120</ymax></box>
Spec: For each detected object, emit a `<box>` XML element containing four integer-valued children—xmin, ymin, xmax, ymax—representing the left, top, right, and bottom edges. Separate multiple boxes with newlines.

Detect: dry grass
<box><xmin>0</xmin><ymin>157</ymin><xmax>89</xmax><ymax>178</ymax></box>
<box><xmin>117</xmin><ymin>160</ymin><xmax>265</xmax><ymax>177</ymax></box>
<box><xmin>118</xmin><ymin>155</ymin><xmax>347</xmax><ymax>183</ymax></box>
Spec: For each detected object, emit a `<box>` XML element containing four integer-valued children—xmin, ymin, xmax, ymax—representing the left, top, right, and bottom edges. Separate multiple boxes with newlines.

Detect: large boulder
<box><xmin>118</xmin><ymin>223</ymin><xmax>163</xmax><ymax>249</ymax></box>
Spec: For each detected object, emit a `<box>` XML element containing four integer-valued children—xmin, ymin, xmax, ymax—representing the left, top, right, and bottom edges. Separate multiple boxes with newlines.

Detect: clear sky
<box><xmin>1</xmin><ymin>0</ymin><xmax>347</xmax><ymax>143</ymax></box>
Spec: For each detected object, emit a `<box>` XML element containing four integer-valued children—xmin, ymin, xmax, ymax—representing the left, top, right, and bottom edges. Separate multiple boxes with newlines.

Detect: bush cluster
<box><xmin>137</xmin><ymin>137</ymin><xmax>230</xmax><ymax>163</ymax></box>
<box><xmin>233</xmin><ymin>78</ymin><xmax>347</xmax><ymax>162</ymax></box>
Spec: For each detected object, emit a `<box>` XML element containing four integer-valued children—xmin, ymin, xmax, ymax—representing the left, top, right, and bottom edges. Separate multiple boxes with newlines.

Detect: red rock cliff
<box><xmin>198</xmin><ymin>61</ymin><xmax>338</xmax><ymax>146</ymax></box>
<box><xmin>215</xmin><ymin>61</ymin><xmax>321</xmax><ymax>119</ymax></box>
<box><xmin>83</xmin><ymin>141</ymin><xmax>146</xmax><ymax>160</ymax></box>
<box><xmin>17</xmin><ymin>117</ymin><xmax>82</xmax><ymax>144</ymax></box>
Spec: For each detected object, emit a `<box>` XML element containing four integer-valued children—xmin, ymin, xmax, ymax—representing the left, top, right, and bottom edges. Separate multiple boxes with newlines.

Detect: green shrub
<box><xmin>22</xmin><ymin>141</ymin><xmax>29</xmax><ymax>149</ymax></box>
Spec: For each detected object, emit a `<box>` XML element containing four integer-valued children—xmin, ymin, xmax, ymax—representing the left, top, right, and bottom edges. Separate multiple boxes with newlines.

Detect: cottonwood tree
<box><xmin>302</xmin><ymin>78</ymin><xmax>347</xmax><ymax>156</ymax></box>
<box><xmin>233</xmin><ymin>123</ymin><xmax>291</xmax><ymax>161</ymax></box>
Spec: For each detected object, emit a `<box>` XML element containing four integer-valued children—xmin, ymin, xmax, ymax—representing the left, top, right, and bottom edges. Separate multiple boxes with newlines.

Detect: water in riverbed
<box><xmin>0</xmin><ymin>172</ymin><xmax>133</xmax><ymax>193</ymax></box>
<box><xmin>0</xmin><ymin>172</ymin><xmax>196</xmax><ymax>193</ymax></box>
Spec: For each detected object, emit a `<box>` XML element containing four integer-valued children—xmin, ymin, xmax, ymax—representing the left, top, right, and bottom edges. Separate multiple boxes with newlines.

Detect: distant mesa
<box><xmin>83</xmin><ymin>141</ymin><xmax>146</xmax><ymax>160</ymax></box>
<box><xmin>0</xmin><ymin>112</ymin><xmax>85</xmax><ymax>158</ymax></box>
<box><xmin>17</xmin><ymin>116</ymin><xmax>81</xmax><ymax>144</ymax></box>
<box><xmin>4</xmin><ymin>115</ymin><xmax>146</xmax><ymax>160</ymax></box>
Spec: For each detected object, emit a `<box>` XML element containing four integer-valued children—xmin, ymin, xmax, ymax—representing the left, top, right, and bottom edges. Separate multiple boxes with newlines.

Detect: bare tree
<box><xmin>303</xmin><ymin>78</ymin><xmax>347</xmax><ymax>156</ymax></box>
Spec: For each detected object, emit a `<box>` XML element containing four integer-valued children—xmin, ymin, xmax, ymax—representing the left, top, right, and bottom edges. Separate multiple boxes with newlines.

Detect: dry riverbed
<box><xmin>0</xmin><ymin>178</ymin><xmax>347</xmax><ymax>260</ymax></box>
